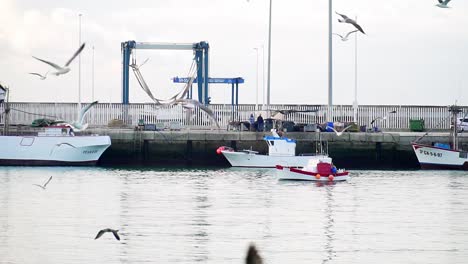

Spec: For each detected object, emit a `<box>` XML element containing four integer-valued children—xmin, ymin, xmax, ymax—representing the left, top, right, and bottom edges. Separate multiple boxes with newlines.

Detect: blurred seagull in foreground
<box><xmin>333</xmin><ymin>30</ymin><xmax>359</xmax><ymax>41</ymax></box>
<box><xmin>246</xmin><ymin>244</ymin><xmax>263</xmax><ymax>264</ymax></box>
<box><xmin>436</xmin><ymin>0</ymin><xmax>451</xmax><ymax>8</ymax></box>
<box><xmin>326</xmin><ymin>125</ymin><xmax>353</xmax><ymax>137</ymax></box>
<box><xmin>33</xmin><ymin>176</ymin><xmax>52</xmax><ymax>190</ymax></box>
<box><xmin>29</xmin><ymin>71</ymin><xmax>49</xmax><ymax>80</ymax></box>
<box><xmin>32</xmin><ymin>43</ymin><xmax>86</xmax><ymax>76</ymax></box>
<box><xmin>172</xmin><ymin>99</ymin><xmax>220</xmax><ymax>129</ymax></box>
<box><xmin>336</xmin><ymin>12</ymin><xmax>365</xmax><ymax>34</ymax></box>
<box><xmin>94</xmin><ymin>228</ymin><xmax>120</xmax><ymax>241</ymax></box>
<box><xmin>69</xmin><ymin>100</ymin><xmax>98</xmax><ymax>132</ymax></box>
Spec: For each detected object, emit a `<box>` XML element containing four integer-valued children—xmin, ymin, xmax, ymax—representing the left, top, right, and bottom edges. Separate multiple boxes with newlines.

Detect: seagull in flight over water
<box><xmin>33</xmin><ymin>176</ymin><xmax>52</xmax><ymax>190</ymax></box>
<box><xmin>333</xmin><ymin>30</ymin><xmax>359</xmax><ymax>41</ymax></box>
<box><xmin>436</xmin><ymin>0</ymin><xmax>451</xmax><ymax>8</ymax></box>
<box><xmin>32</xmin><ymin>43</ymin><xmax>86</xmax><ymax>76</ymax></box>
<box><xmin>326</xmin><ymin>125</ymin><xmax>353</xmax><ymax>136</ymax></box>
<box><xmin>29</xmin><ymin>71</ymin><xmax>49</xmax><ymax>80</ymax></box>
<box><xmin>336</xmin><ymin>12</ymin><xmax>365</xmax><ymax>34</ymax></box>
<box><xmin>95</xmin><ymin>228</ymin><xmax>120</xmax><ymax>241</ymax></box>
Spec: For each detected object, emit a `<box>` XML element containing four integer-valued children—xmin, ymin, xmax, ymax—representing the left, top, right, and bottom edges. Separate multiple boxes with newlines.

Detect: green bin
<box><xmin>409</xmin><ymin>119</ymin><xmax>425</xmax><ymax>132</ymax></box>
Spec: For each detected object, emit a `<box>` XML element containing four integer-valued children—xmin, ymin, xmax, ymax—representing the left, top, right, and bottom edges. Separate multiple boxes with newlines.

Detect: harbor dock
<box><xmin>89</xmin><ymin>128</ymin><xmax>467</xmax><ymax>169</ymax></box>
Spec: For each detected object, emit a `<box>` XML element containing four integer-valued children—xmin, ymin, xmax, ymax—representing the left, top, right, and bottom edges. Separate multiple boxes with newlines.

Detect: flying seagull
<box><xmin>94</xmin><ymin>228</ymin><xmax>120</xmax><ymax>241</ymax></box>
<box><xmin>29</xmin><ymin>71</ymin><xmax>49</xmax><ymax>80</ymax></box>
<box><xmin>69</xmin><ymin>100</ymin><xmax>98</xmax><ymax>131</ymax></box>
<box><xmin>436</xmin><ymin>0</ymin><xmax>451</xmax><ymax>8</ymax></box>
<box><xmin>326</xmin><ymin>125</ymin><xmax>353</xmax><ymax>136</ymax></box>
<box><xmin>333</xmin><ymin>30</ymin><xmax>359</xmax><ymax>41</ymax></box>
<box><xmin>336</xmin><ymin>12</ymin><xmax>365</xmax><ymax>34</ymax></box>
<box><xmin>32</xmin><ymin>43</ymin><xmax>86</xmax><ymax>76</ymax></box>
<box><xmin>172</xmin><ymin>98</ymin><xmax>221</xmax><ymax>129</ymax></box>
<box><xmin>268</xmin><ymin>109</ymin><xmax>319</xmax><ymax>115</ymax></box>
<box><xmin>246</xmin><ymin>244</ymin><xmax>263</xmax><ymax>264</ymax></box>
<box><xmin>33</xmin><ymin>176</ymin><xmax>52</xmax><ymax>190</ymax></box>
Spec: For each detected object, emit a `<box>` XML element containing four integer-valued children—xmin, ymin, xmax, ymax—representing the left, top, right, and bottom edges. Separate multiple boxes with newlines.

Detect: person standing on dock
<box><xmin>249</xmin><ymin>113</ymin><xmax>255</xmax><ymax>131</ymax></box>
<box><xmin>257</xmin><ymin>114</ymin><xmax>264</xmax><ymax>132</ymax></box>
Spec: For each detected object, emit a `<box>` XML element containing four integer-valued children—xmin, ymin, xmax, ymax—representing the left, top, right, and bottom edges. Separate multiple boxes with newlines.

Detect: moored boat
<box><xmin>217</xmin><ymin>129</ymin><xmax>328</xmax><ymax>168</ymax></box>
<box><xmin>276</xmin><ymin>157</ymin><xmax>349</xmax><ymax>181</ymax></box>
<box><xmin>412</xmin><ymin>105</ymin><xmax>468</xmax><ymax>170</ymax></box>
<box><xmin>0</xmin><ymin>126</ymin><xmax>111</xmax><ymax>166</ymax></box>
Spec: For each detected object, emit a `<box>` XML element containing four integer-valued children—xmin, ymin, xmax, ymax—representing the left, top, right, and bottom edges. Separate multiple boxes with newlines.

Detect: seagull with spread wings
<box><xmin>68</xmin><ymin>101</ymin><xmax>98</xmax><ymax>132</ymax></box>
<box><xmin>336</xmin><ymin>12</ymin><xmax>365</xmax><ymax>34</ymax></box>
<box><xmin>333</xmin><ymin>30</ymin><xmax>359</xmax><ymax>41</ymax></box>
<box><xmin>33</xmin><ymin>176</ymin><xmax>52</xmax><ymax>190</ymax></box>
<box><xmin>326</xmin><ymin>125</ymin><xmax>353</xmax><ymax>136</ymax></box>
<box><xmin>29</xmin><ymin>71</ymin><xmax>49</xmax><ymax>80</ymax></box>
<box><xmin>172</xmin><ymin>98</ymin><xmax>220</xmax><ymax>129</ymax></box>
<box><xmin>436</xmin><ymin>0</ymin><xmax>451</xmax><ymax>8</ymax></box>
<box><xmin>32</xmin><ymin>43</ymin><xmax>86</xmax><ymax>76</ymax></box>
<box><xmin>94</xmin><ymin>228</ymin><xmax>120</xmax><ymax>241</ymax></box>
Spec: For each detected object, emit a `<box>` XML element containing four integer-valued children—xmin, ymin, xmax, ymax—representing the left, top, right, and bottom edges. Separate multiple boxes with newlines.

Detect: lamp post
<box><xmin>78</xmin><ymin>13</ymin><xmax>82</xmax><ymax>111</ymax></box>
<box><xmin>353</xmin><ymin>16</ymin><xmax>358</xmax><ymax>123</ymax></box>
<box><xmin>266</xmin><ymin>0</ymin><xmax>272</xmax><ymax>113</ymax></box>
<box><xmin>254</xmin><ymin>47</ymin><xmax>259</xmax><ymax>113</ymax></box>
<box><xmin>328</xmin><ymin>0</ymin><xmax>333</xmax><ymax>122</ymax></box>
<box><xmin>92</xmin><ymin>45</ymin><xmax>95</xmax><ymax>102</ymax></box>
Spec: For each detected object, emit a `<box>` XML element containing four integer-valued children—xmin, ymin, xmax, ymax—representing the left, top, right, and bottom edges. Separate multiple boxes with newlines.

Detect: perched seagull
<box><xmin>29</xmin><ymin>71</ymin><xmax>49</xmax><ymax>80</ymax></box>
<box><xmin>326</xmin><ymin>125</ymin><xmax>353</xmax><ymax>136</ymax></box>
<box><xmin>32</xmin><ymin>43</ymin><xmax>86</xmax><ymax>76</ymax></box>
<box><xmin>94</xmin><ymin>228</ymin><xmax>120</xmax><ymax>241</ymax></box>
<box><xmin>69</xmin><ymin>100</ymin><xmax>98</xmax><ymax>131</ymax></box>
<box><xmin>246</xmin><ymin>244</ymin><xmax>263</xmax><ymax>264</ymax></box>
<box><xmin>333</xmin><ymin>30</ymin><xmax>359</xmax><ymax>41</ymax></box>
<box><xmin>172</xmin><ymin>98</ymin><xmax>221</xmax><ymax>129</ymax></box>
<box><xmin>33</xmin><ymin>176</ymin><xmax>52</xmax><ymax>190</ymax></box>
<box><xmin>436</xmin><ymin>0</ymin><xmax>451</xmax><ymax>8</ymax></box>
<box><xmin>336</xmin><ymin>12</ymin><xmax>365</xmax><ymax>34</ymax></box>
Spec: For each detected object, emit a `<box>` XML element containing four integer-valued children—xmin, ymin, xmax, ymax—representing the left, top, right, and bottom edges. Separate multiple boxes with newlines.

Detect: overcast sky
<box><xmin>1</xmin><ymin>0</ymin><xmax>467</xmax><ymax>106</ymax></box>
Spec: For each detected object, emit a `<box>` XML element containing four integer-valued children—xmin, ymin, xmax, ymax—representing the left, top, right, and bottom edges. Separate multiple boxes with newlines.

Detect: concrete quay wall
<box><xmin>92</xmin><ymin>128</ymin><xmax>468</xmax><ymax>169</ymax></box>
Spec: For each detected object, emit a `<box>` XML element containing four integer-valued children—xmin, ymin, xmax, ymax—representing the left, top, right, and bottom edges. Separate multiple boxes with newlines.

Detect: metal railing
<box><xmin>1</xmin><ymin>102</ymin><xmax>466</xmax><ymax>130</ymax></box>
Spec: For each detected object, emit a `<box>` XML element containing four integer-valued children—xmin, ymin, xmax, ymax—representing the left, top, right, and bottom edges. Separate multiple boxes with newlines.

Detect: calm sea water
<box><xmin>0</xmin><ymin>167</ymin><xmax>467</xmax><ymax>264</ymax></box>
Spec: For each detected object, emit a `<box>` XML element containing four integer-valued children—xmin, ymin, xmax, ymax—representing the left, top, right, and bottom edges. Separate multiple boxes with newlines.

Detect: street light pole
<box><xmin>353</xmin><ymin>16</ymin><xmax>358</xmax><ymax>123</ymax></box>
<box><xmin>78</xmin><ymin>13</ymin><xmax>82</xmax><ymax>111</ymax></box>
<box><xmin>254</xmin><ymin>47</ymin><xmax>259</xmax><ymax>113</ymax></box>
<box><xmin>266</xmin><ymin>0</ymin><xmax>272</xmax><ymax>111</ymax></box>
<box><xmin>92</xmin><ymin>45</ymin><xmax>95</xmax><ymax>102</ymax></box>
<box><xmin>328</xmin><ymin>0</ymin><xmax>333</xmax><ymax>122</ymax></box>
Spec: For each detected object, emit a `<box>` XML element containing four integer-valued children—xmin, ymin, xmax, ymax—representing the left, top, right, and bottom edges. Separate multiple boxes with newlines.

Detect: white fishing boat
<box><xmin>217</xmin><ymin>129</ymin><xmax>328</xmax><ymax>168</ymax></box>
<box><xmin>0</xmin><ymin>85</ymin><xmax>110</xmax><ymax>166</ymax></box>
<box><xmin>412</xmin><ymin>105</ymin><xmax>468</xmax><ymax>170</ymax></box>
<box><xmin>0</xmin><ymin>125</ymin><xmax>111</xmax><ymax>166</ymax></box>
<box><xmin>276</xmin><ymin>156</ymin><xmax>349</xmax><ymax>181</ymax></box>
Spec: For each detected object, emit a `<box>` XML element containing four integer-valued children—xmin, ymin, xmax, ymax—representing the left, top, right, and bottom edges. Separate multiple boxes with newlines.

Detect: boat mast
<box><xmin>2</xmin><ymin>86</ymin><xmax>10</xmax><ymax>136</ymax></box>
<box><xmin>449</xmin><ymin>105</ymin><xmax>461</xmax><ymax>151</ymax></box>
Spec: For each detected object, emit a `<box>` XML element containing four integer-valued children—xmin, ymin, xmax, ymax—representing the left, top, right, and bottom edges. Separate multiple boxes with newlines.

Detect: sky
<box><xmin>0</xmin><ymin>0</ymin><xmax>467</xmax><ymax>106</ymax></box>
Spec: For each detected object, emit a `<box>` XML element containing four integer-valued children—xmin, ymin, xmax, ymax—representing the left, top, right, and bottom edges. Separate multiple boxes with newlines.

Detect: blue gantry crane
<box><xmin>121</xmin><ymin>40</ymin><xmax>209</xmax><ymax>104</ymax></box>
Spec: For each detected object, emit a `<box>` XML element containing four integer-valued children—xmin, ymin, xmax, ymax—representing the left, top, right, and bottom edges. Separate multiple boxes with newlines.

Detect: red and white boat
<box><xmin>276</xmin><ymin>157</ymin><xmax>349</xmax><ymax>181</ymax></box>
<box><xmin>412</xmin><ymin>105</ymin><xmax>468</xmax><ymax>170</ymax></box>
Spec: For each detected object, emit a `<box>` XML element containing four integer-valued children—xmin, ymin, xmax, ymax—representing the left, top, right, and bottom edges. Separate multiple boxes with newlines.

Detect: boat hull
<box><xmin>276</xmin><ymin>165</ymin><xmax>349</xmax><ymax>181</ymax></box>
<box><xmin>411</xmin><ymin>143</ymin><xmax>468</xmax><ymax>170</ymax></box>
<box><xmin>221</xmin><ymin>150</ymin><xmax>327</xmax><ymax>168</ymax></box>
<box><xmin>0</xmin><ymin>135</ymin><xmax>111</xmax><ymax>166</ymax></box>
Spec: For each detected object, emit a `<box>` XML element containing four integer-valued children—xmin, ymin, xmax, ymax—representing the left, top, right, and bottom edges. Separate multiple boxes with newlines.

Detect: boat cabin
<box><xmin>37</xmin><ymin>126</ymin><xmax>75</xmax><ymax>137</ymax></box>
<box><xmin>263</xmin><ymin>129</ymin><xmax>297</xmax><ymax>157</ymax></box>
